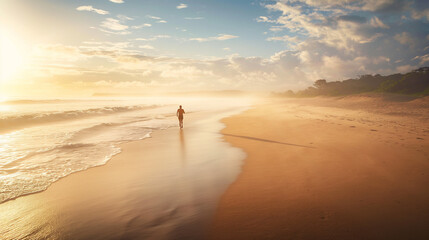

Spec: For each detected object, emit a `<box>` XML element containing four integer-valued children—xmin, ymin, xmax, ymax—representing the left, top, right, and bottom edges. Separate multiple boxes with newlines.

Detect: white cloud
<box><xmin>394</xmin><ymin>32</ymin><xmax>414</xmax><ymax>45</ymax></box>
<box><xmin>135</xmin><ymin>38</ymin><xmax>151</xmax><ymax>41</ymax></box>
<box><xmin>268</xmin><ymin>35</ymin><xmax>299</xmax><ymax>43</ymax></box>
<box><xmin>412</xmin><ymin>9</ymin><xmax>429</xmax><ymax>21</ymax></box>
<box><xmin>109</xmin><ymin>0</ymin><xmax>124</xmax><ymax>3</ymax></box>
<box><xmin>135</xmin><ymin>35</ymin><xmax>171</xmax><ymax>41</ymax></box>
<box><xmin>101</xmin><ymin>18</ymin><xmax>129</xmax><ymax>31</ymax></box>
<box><xmin>177</xmin><ymin>3</ymin><xmax>188</xmax><ymax>9</ymax></box>
<box><xmin>154</xmin><ymin>35</ymin><xmax>171</xmax><ymax>39</ymax></box>
<box><xmin>147</xmin><ymin>15</ymin><xmax>162</xmax><ymax>20</ymax></box>
<box><xmin>217</xmin><ymin>34</ymin><xmax>239</xmax><ymax>40</ymax></box>
<box><xmin>256</xmin><ymin>16</ymin><xmax>276</xmax><ymax>23</ymax></box>
<box><xmin>184</xmin><ymin>17</ymin><xmax>204</xmax><ymax>20</ymax></box>
<box><xmin>268</xmin><ymin>35</ymin><xmax>300</xmax><ymax>49</ymax></box>
<box><xmin>413</xmin><ymin>54</ymin><xmax>429</xmax><ymax>65</ymax></box>
<box><xmin>139</xmin><ymin>45</ymin><xmax>155</xmax><ymax>50</ymax></box>
<box><xmin>28</xmin><ymin>0</ymin><xmax>429</xmax><ymax>92</ymax></box>
<box><xmin>76</xmin><ymin>6</ymin><xmax>109</xmax><ymax>15</ymax></box>
<box><xmin>265</xmin><ymin>2</ymin><xmax>382</xmax><ymax>52</ymax></box>
<box><xmin>117</xmin><ymin>15</ymin><xmax>133</xmax><ymax>21</ymax></box>
<box><xmin>190</xmin><ymin>34</ymin><xmax>239</xmax><ymax>42</ymax></box>
<box><xmin>146</xmin><ymin>15</ymin><xmax>167</xmax><ymax>23</ymax></box>
<box><xmin>98</xmin><ymin>28</ymin><xmax>131</xmax><ymax>35</ymax></box>
<box><xmin>396</xmin><ymin>64</ymin><xmax>415</xmax><ymax>73</ymax></box>
<box><xmin>27</xmin><ymin>37</ymin><xmax>426</xmax><ymax>93</ymax></box>
<box><xmin>132</xmin><ymin>23</ymin><xmax>152</xmax><ymax>29</ymax></box>
<box><xmin>370</xmin><ymin>17</ymin><xmax>389</xmax><ymax>29</ymax></box>
<box><xmin>269</xmin><ymin>26</ymin><xmax>284</xmax><ymax>32</ymax></box>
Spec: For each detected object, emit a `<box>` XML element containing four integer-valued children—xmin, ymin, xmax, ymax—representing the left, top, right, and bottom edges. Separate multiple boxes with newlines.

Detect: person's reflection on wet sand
<box><xmin>179</xmin><ymin>129</ymin><xmax>186</xmax><ymax>166</ymax></box>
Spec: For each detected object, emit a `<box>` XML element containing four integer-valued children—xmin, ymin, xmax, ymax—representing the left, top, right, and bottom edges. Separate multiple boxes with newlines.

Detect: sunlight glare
<box><xmin>1</xmin><ymin>31</ymin><xmax>26</xmax><ymax>83</ymax></box>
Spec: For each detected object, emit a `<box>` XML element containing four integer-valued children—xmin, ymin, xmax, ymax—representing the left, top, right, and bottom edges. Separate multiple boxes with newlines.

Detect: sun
<box><xmin>0</xmin><ymin>31</ymin><xmax>26</xmax><ymax>83</ymax></box>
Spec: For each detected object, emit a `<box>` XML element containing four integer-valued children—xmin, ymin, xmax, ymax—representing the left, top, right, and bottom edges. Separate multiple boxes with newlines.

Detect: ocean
<box><xmin>0</xmin><ymin>96</ymin><xmax>249</xmax><ymax>203</ymax></box>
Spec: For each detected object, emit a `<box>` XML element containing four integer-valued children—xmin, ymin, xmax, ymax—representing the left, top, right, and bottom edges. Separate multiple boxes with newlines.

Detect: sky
<box><xmin>0</xmin><ymin>0</ymin><xmax>428</xmax><ymax>97</ymax></box>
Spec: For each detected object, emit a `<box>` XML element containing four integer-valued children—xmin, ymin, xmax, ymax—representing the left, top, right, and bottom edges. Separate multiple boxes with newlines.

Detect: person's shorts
<box><xmin>178</xmin><ymin>116</ymin><xmax>183</xmax><ymax>121</ymax></box>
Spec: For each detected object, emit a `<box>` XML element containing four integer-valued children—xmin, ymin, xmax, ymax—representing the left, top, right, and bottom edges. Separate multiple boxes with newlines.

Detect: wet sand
<box><xmin>211</xmin><ymin>97</ymin><xmax>429</xmax><ymax>240</ymax></box>
<box><xmin>0</xmin><ymin>108</ymin><xmax>246</xmax><ymax>240</ymax></box>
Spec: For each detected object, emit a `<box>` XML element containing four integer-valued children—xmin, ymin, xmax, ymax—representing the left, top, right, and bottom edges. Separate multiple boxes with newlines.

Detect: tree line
<box><xmin>276</xmin><ymin>67</ymin><xmax>429</xmax><ymax>97</ymax></box>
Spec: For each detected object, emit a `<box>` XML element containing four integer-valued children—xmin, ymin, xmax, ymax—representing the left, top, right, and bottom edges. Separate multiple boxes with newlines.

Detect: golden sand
<box><xmin>211</xmin><ymin>97</ymin><xmax>429</xmax><ymax>239</ymax></box>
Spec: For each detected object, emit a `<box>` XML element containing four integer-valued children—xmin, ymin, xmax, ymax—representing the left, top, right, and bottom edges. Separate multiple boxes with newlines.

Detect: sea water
<box><xmin>0</xmin><ymin>96</ymin><xmax>249</xmax><ymax>203</ymax></box>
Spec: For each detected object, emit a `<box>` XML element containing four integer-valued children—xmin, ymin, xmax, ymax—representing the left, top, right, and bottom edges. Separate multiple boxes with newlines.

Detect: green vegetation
<box><xmin>277</xmin><ymin>67</ymin><xmax>429</xmax><ymax>97</ymax></box>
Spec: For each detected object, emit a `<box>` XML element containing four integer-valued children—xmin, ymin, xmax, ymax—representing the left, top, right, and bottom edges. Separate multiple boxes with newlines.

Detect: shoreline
<box><xmin>0</xmin><ymin>106</ymin><xmax>248</xmax><ymax>240</ymax></box>
<box><xmin>210</xmin><ymin>98</ymin><xmax>429</xmax><ymax>239</ymax></box>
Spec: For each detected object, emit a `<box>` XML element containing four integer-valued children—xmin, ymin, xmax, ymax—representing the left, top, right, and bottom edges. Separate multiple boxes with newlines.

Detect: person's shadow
<box><xmin>222</xmin><ymin>133</ymin><xmax>315</xmax><ymax>148</ymax></box>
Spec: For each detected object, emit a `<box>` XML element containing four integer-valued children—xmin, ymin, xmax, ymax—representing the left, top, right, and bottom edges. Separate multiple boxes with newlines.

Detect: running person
<box><xmin>177</xmin><ymin>105</ymin><xmax>185</xmax><ymax>128</ymax></box>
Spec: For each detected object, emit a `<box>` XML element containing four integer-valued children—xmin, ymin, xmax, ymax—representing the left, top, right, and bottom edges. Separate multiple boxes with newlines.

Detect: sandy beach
<box><xmin>211</xmin><ymin>96</ymin><xmax>429</xmax><ymax>239</ymax></box>
<box><xmin>0</xmin><ymin>107</ymin><xmax>247</xmax><ymax>240</ymax></box>
<box><xmin>3</xmin><ymin>0</ymin><xmax>429</xmax><ymax>239</ymax></box>
<box><xmin>1</xmin><ymin>95</ymin><xmax>429</xmax><ymax>239</ymax></box>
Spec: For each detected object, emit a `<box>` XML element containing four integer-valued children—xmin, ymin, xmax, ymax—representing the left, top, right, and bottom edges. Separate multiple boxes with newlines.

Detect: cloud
<box><xmin>184</xmin><ymin>17</ymin><xmax>204</xmax><ymax>20</ymax></box>
<box><xmin>256</xmin><ymin>16</ymin><xmax>276</xmax><ymax>23</ymax></box>
<box><xmin>396</xmin><ymin>64</ymin><xmax>415</xmax><ymax>73</ymax></box>
<box><xmin>139</xmin><ymin>45</ymin><xmax>155</xmax><ymax>50</ymax></box>
<box><xmin>267</xmin><ymin>35</ymin><xmax>300</xmax><ymax>48</ymax></box>
<box><xmin>98</xmin><ymin>28</ymin><xmax>131</xmax><ymax>35</ymax></box>
<box><xmin>155</xmin><ymin>35</ymin><xmax>171</xmax><ymax>39</ymax></box>
<box><xmin>413</xmin><ymin>54</ymin><xmax>429</xmax><ymax>65</ymax></box>
<box><xmin>147</xmin><ymin>15</ymin><xmax>162</xmax><ymax>20</ymax></box>
<box><xmin>189</xmin><ymin>34</ymin><xmax>239</xmax><ymax>42</ymax></box>
<box><xmin>248</xmin><ymin>0</ymin><xmax>429</xmax><ymax>86</ymax></box>
<box><xmin>117</xmin><ymin>15</ymin><xmax>133</xmax><ymax>21</ymax></box>
<box><xmin>109</xmin><ymin>0</ymin><xmax>124</xmax><ymax>3</ymax></box>
<box><xmin>289</xmin><ymin>0</ymin><xmax>408</xmax><ymax>12</ymax></box>
<box><xmin>146</xmin><ymin>15</ymin><xmax>167</xmax><ymax>23</ymax></box>
<box><xmin>24</xmin><ymin>35</ymin><xmax>427</xmax><ymax>94</ymax></box>
<box><xmin>131</xmin><ymin>23</ymin><xmax>152</xmax><ymax>29</ymax></box>
<box><xmin>217</xmin><ymin>34</ymin><xmax>239</xmax><ymax>40</ymax></box>
<box><xmin>370</xmin><ymin>16</ymin><xmax>389</xmax><ymax>28</ymax></box>
<box><xmin>101</xmin><ymin>18</ymin><xmax>129</xmax><ymax>31</ymax></box>
<box><xmin>177</xmin><ymin>3</ymin><xmax>188</xmax><ymax>9</ymax></box>
<box><xmin>411</xmin><ymin>8</ymin><xmax>429</xmax><ymax>20</ymax></box>
<box><xmin>135</xmin><ymin>38</ymin><xmax>152</xmax><ymax>41</ymax></box>
<box><xmin>263</xmin><ymin>1</ymin><xmax>406</xmax><ymax>52</ymax></box>
<box><xmin>394</xmin><ymin>32</ymin><xmax>414</xmax><ymax>45</ymax></box>
<box><xmin>337</xmin><ymin>15</ymin><xmax>367</xmax><ymax>24</ymax></box>
<box><xmin>76</xmin><ymin>6</ymin><xmax>109</xmax><ymax>15</ymax></box>
<box><xmin>135</xmin><ymin>35</ymin><xmax>171</xmax><ymax>41</ymax></box>
<box><xmin>28</xmin><ymin>43</ymin><xmax>306</xmax><ymax>91</ymax></box>
<box><xmin>360</xmin><ymin>0</ymin><xmax>409</xmax><ymax>12</ymax></box>
<box><xmin>23</xmin><ymin>0</ymin><xmax>429</xmax><ymax>93</ymax></box>
<box><xmin>269</xmin><ymin>26</ymin><xmax>284</xmax><ymax>32</ymax></box>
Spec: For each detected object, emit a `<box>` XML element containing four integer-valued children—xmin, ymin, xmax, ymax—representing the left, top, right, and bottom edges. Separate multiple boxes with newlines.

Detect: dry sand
<box><xmin>211</xmin><ymin>96</ymin><xmax>429</xmax><ymax>240</ymax></box>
